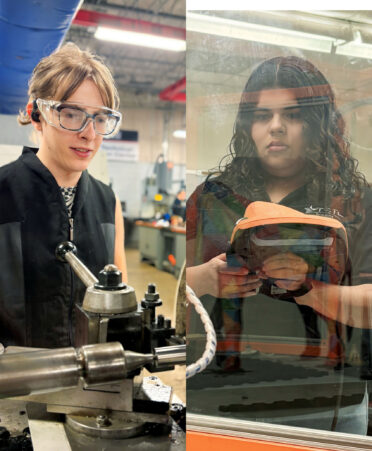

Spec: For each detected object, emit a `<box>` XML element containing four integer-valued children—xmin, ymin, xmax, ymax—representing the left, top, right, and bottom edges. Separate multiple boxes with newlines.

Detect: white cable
<box><xmin>186</xmin><ymin>285</ymin><xmax>217</xmax><ymax>379</ymax></box>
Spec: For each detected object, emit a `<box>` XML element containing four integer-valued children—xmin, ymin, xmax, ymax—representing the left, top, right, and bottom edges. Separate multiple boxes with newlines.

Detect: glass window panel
<box><xmin>186</xmin><ymin>9</ymin><xmax>372</xmax><ymax>445</ymax></box>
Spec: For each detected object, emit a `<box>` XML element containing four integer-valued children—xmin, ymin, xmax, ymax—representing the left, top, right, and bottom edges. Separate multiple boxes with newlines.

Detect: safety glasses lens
<box><xmin>94</xmin><ymin>113</ymin><xmax>118</xmax><ymax>135</ymax></box>
<box><xmin>59</xmin><ymin>108</ymin><xmax>86</xmax><ymax>131</ymax></box>
<box><xmin>58</xmin><ymin>107</ymin><xmax>118</xmax><ymax>135</ymax></box>
<box><xmin>36</xmin><ymin>100</ymin><xmax>121</xmax><ymax>136</ymax></box>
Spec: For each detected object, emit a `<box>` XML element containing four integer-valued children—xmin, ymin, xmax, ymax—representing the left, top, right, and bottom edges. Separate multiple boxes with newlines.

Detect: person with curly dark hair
<box><xmin>187</xmin><ymin>56</ymin><xmax>372</xmax><ymax>434</ymax></box>
<box><xmin>218</xmin><ymin>56</ymin><xmax>366</xmax><ymax>203</ymax></box>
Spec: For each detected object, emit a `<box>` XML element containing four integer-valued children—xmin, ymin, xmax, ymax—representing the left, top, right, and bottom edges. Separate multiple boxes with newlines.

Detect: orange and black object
<box><xmin>227</xmin><ymin>201</ymin><xmax>348</xmax><ymax>300</ymax></box>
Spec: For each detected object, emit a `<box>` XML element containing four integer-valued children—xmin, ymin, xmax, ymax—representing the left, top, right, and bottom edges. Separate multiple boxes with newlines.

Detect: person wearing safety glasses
<box><xmin>0</xmin><ymin>43</ymin><xmax>126</xmax><ymax>348</ymax></box>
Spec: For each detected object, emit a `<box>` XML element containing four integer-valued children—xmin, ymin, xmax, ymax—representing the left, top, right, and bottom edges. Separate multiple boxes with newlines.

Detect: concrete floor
<box><xmin>126</xmin><ymin>248</ymin><xmax>186</xmax><ymax>404</ymax></box>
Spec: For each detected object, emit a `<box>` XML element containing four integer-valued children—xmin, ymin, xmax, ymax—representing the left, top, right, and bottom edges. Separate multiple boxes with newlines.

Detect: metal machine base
<box><xmin>66</xmin><ymin>413</ymin><xmax>147</xmax><ymax>439</ymax></box>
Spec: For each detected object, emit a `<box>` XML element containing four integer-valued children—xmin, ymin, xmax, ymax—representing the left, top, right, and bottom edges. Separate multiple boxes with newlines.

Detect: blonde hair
<box><xmin>18</xmin><ymin>42</ymin><xmax>119</xmax><ymax>125</ymax></box>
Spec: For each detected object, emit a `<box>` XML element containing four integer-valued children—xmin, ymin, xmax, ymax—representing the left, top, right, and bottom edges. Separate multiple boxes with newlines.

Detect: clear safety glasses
<box><xmin>36</xmin><ymin>99</ymin><xmax>122</xmax><ymax>137</ymax></box>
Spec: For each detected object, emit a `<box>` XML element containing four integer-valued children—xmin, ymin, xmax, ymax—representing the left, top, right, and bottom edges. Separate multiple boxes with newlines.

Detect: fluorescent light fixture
<box><xmin>335</xmin><ymin>41</ymin><xmax>372</xmax><ymax>59</ymax></box>
<box><xmin>187</xmin><ymin>12</ymin><xmax>336</xmax><ymax>53</ymax></box>
<box><xmin>173</xmin><ymin>129</ymin><xmax>186</xmax><ymax>139</ymax></box>
<box><xmin>95</xmin><ymin>26</ymin><xmax>186</xmax><ymax>52</ymax></box>
<box><xmin>187</xmin><ymin>0</ymin><xmax>343</xmax><ymax>9</ymax></box>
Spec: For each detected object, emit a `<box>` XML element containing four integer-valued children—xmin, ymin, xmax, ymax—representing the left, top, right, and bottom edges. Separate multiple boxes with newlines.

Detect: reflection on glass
<box><xmin>228</xmin><ymin>204</ymin><xmax>348</xmax><ymax>292</ymax></box>
<box><xmin>186</xmin><ymin>11</ymin><xmax>372</xmax><ymax>439</ymax></box>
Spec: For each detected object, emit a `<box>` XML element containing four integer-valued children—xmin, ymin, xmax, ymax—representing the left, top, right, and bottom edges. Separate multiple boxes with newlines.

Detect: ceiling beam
<box><xmin>73</xmin><ymin>8</ymin><xmax>185</xmax><ymax>40</ymax></box>
<box><xmin>82</xmin><ymin>0</ymin><xmax>184</xmax><ymax>23</ymax></box>
<box><xmin>159</xmin><ymin>77</ymin><xmax>186</xmax><ymax>103</ymax></box>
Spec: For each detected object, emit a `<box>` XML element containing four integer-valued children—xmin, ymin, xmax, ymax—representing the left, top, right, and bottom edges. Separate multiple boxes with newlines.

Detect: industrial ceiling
<box><xmin>67</xmin><ymin>0</ymin><xmax>186</xmax><ymax>110</ymax></box>
<box><xmin>0</xmin><ymin>0</ymin><xmax>186</xmax><ymax>115</ymax></box>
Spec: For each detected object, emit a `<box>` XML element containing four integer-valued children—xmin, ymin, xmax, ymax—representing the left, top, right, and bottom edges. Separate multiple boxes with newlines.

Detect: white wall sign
<box><xmin>101</xmin><ymin>140</ymin><xmax>139</xmax><ymax>162</ymax></box>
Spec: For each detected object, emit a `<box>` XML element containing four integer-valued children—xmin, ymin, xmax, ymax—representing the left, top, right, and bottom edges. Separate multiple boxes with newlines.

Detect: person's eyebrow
<box><xmin>253</xmin><ymin>105</ymin><xmax>300</xmax><ymax>112</ymax></box>
<box><xmin>283</xmin><ymin>105</ymin><xmax>301</xmax><ymax>110</ymax></box>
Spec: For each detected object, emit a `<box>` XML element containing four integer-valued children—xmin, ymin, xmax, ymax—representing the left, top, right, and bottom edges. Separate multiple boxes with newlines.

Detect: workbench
<box><xmin>136</xmin><ymin>221</ymin><xmax>185</xmax><ymax>277</ymax></box>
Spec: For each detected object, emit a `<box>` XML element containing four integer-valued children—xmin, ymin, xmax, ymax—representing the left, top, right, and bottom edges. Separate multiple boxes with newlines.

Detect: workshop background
<box><xmin>0</xmin><ymin>0</ymin><xmax>186</xmax><ymax>403</ymax></box>
<box><xmin>186</xmin><ymin>8</ymin><xmax>372</xmax><ymax>450</ymax></box>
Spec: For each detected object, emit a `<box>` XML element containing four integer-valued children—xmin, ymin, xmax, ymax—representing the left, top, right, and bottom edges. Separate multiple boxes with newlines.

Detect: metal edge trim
<box><xmin>187</xmin><ymin>414</ymin><xmax>372</xmax><ymax>450</ymax></box>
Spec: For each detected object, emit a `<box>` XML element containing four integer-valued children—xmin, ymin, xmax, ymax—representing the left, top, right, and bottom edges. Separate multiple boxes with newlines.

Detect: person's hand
<box><xmin>261</xmin><ymin>252</ymin><xmax>308</xmax><ymax>291</ymax></box>
<box><xmin>186</xmin><ymin>253</ymin><xmax>261</xmax><ymax>298</ymax></box>
<box><xmin>217</xmin><ymin>254</ymin><xmax>262</xmax><ymax>298</ymax></box>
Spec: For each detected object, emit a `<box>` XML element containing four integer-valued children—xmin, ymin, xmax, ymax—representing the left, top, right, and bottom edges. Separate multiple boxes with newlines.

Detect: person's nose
<box><xmin>269</xmin><ymin>113</ymin><xmax>285</xmax><ymax>134</ymax></box>
<box><xmin>79</xmin><ymin>118</ymin><xmax>97</xmax><ymax>140</ymax></box>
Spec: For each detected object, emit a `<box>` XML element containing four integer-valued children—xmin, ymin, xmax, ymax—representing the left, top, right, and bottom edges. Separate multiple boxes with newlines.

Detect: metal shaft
<box><xmin>153</xmin><ymin>344</ymin><xmax>186</xmax><ymax>367</ymax></box>
<box><xmin>0</xmin><ymin>343</ymin><xmax>185</xmax><ymax>399</ymax></box>
<box><xmin>0</xmin><ymin>347</ymin><xmax>82</xmax><ymax>398</ymax></box>
<box><xmin>0</xmin><ymin>342</ymin><xmax>130</xmax><ymax>398</ymax></box>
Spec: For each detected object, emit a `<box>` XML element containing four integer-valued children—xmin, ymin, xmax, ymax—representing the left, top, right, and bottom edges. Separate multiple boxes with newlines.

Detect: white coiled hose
<box><xmin>186</xmin><ymin>285</ymin><xmax>216</xmax><ymax>379</ymax></box>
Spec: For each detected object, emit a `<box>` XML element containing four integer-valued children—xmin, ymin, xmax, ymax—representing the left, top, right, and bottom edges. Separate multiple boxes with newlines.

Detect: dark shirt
<box><xmin>0</xmin><ymin>147</ymin><xmax>116</xmax><ymax>347</ymax></box>
<box><xmin>187</xmin><ymin>178</ymin><xmax>372</xmax><ymax>422</ymax></box>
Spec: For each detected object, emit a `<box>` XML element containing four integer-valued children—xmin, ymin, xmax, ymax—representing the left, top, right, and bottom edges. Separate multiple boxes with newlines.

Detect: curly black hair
<box><xmin>214</xmin><ymin>56</ymin><xmax>367</xmax><ymax>214</ymax></box>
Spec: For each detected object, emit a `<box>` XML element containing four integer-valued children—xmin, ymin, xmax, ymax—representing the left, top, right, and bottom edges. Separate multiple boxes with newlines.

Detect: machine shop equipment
<box><xmin>0</xmin><ymin>242</ymin><xmax>186</xmax><ymax>450</ymax></box>
<box><xmin>55</xmin><ymin>241</ymin><xmax>180</xmax><ymax>369</ymax></box>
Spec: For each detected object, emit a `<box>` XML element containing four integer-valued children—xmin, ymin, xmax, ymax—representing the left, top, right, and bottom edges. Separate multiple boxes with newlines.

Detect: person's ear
<box><xmin>31</xmin><ymin>118</ymin><xmax>43</xmax><ymax>133</ymax></box>
<box><xmin>27</xmin><ymin>100</ymin><xmax>43</xmax><ymax>132</ymax></box>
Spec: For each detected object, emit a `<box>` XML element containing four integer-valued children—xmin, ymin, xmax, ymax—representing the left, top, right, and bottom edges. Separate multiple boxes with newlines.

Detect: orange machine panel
<box><xmin>187</xmin><ymin>431</ymin><xmax>333</xmax><ymax>451</ymax></box>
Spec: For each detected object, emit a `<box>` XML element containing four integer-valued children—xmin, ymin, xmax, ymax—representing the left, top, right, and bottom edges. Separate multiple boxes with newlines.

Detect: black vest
<box><xmin>0</xmin><ymin>147</ymin><xmax>116</xmax><ymax>347</ymax></box>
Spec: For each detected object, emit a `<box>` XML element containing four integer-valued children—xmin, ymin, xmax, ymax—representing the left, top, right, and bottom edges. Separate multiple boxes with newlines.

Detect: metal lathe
<box><xmin>0</xmin><ymin>242</ymin><xmax>186</xmax><ymax>450</ymax></box>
